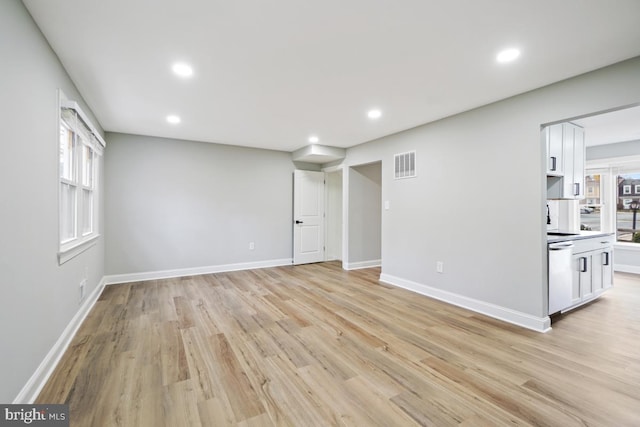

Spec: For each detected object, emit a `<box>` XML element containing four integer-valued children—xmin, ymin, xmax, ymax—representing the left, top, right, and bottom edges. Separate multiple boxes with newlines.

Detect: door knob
<box><xmin>295</xmin><ymin>220</ymin><xmax>303</xmax><ymax>224</ymax></box>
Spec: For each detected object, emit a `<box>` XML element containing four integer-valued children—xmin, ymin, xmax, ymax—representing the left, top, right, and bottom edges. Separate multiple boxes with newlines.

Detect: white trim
<box><xmin>13</xmin><ymin>277</ymin><xmax>106</xmax><ymax>404</ymax></box>
<box><xmin>344</xmin><ymin>259</ymin><xmax>381</xmax><ymax>270</ymax></box>
<box><xmin>104</xmin><ymin>258</ymin><xmax>293</xmax><ymax>285</ymax></box>
<box><xmin>60</xmin><ymin>99</ymin><xmax>106</xmax><ymax>147</ymax></box>
<box><xmin>613</xmin><ymin>243</ymin><xmax>640</xmax><ymax>274</ymax></box>
<box><xmin>615</xmin><ymin>264</ymin><xmax>640</xmax><ymax>274</ymax></box>
<box><xmin>614</xmin><ymin>242</ymin><xmax>640</xmax><ymax>251</ymax></box>
<box><xmin>58</xmin><ymin>234</ymin><xmax>100</xmax><ymax>264</ymax></box>
<box><xmin>379</xmin><ymin>273</ymin><xmax>551</xmax><ymax>333</ymax></box>
<box><xmin>321</xmin><ymin>164</ymin><xmax>344</xmax><ymax>173</ymax></box>
<box><xmin>58</xmin><ymin>89</ymin><xmax>102</xmax><ymax>263</ymax></box>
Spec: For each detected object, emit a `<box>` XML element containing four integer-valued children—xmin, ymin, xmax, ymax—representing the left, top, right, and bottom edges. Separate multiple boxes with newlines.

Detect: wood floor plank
<box><xmin>161</xmin><ymin>379</ymin><xmax>203</xmax><ymax>427</ymax></box>
<box><xmin>158</xmin><ymin>320</ymin><xmax>190</xmax><ymax>386</ymax></box>
<box><xmin>208</xmin><ymin>333</ymin><xmax>266</xmax><ymax>421</ymax></box>
<box><xmin>37</xmin><ymin>262</ymin><xmax>640</xmax><ymax>426</ymax></box>
<box><xmin>180</xmin><ymin>327</ymin><xmax>224</xmax><ymax>404</ymax></box>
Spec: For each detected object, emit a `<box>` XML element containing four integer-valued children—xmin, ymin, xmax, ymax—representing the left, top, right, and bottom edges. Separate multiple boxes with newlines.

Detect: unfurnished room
<box><xmin>2</xmin><ymin>0</ymin><xmax>640</xmax><ymax>425</ymax></box>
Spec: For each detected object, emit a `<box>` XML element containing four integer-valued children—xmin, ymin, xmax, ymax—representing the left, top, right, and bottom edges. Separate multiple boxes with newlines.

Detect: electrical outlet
<box><xmin>436</xmin><ymin>261</ymin><xmax>444</xmax><ymax>273</ymax></box>
<box><xmin>249</xmin><ymin>242</ymin><xmax>255</xmax><ymax>250</ymax></box>
<box><xmin>79</xmin><ymin>279</ymin><xmax>87</xmax><ymax>302</ymax></box>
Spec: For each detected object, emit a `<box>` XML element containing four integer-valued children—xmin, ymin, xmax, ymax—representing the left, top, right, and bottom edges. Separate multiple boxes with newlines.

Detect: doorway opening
<box><xmin>346</xmin><ymin>161</ymin><xmax>382</xmax><ymax>270</ymax></box>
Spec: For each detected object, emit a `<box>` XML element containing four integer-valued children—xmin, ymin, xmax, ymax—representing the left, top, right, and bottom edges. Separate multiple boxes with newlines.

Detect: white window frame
<box><xmin>636</xmin><ymin>184</ymin><xmax>640</xmax><ymax>194</ymax></box>
<box><xmin>587</xmin><ymin>165</ymin><xmax>640</xmax><ymax>247</ymax></box>
<box><xmin>58</xmin><ymin>90</ymin><xmax>105</xmax><ymax>264</ymax></box>
<box><xmin>623</xmin><ymin>184</ymin><xmax>631</xmax><ymax>195</ymax></box>
<box><xmin>580</xmin><ymin>172</ymin><xmax>607</xmax><ymax>232</ymax></box>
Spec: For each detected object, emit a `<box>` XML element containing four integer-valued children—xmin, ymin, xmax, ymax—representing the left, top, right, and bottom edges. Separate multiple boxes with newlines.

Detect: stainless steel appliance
<box><xmin>548</xmin><ymin>241</ymin><xmax>574</xmax><ymax>315</ymax></box>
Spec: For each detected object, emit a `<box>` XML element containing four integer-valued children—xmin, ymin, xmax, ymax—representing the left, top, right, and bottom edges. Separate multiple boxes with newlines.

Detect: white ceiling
<box><xmin>23</xmin><ymin>0</ymin><xmax>640</xmax><ymax>153</ymax></box>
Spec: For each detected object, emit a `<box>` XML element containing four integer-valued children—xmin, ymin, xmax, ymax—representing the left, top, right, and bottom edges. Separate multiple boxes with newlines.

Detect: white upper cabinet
<box><xmin>546</xmin><ymin>122</ymin><xmax>585</xmax><ymax>199</ymax></box>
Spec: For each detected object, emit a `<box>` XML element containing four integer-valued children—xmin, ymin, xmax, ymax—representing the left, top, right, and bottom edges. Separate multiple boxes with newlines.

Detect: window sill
<box><xmin>58</xmin><ymin>234</ymin><xmax>100</xmax><ymax>265</ymax></box>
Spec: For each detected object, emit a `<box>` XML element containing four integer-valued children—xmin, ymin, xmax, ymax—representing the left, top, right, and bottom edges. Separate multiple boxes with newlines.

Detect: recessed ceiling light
<box><xmin>308</xmin><ymin>135</ymin><xmax>319</xmax><ymax>143</ymax></box>
<box><xmin>172</xmin><ymin>62</ymin><xmax>193</xmax><ymax>77</ymax></box>
<box><xmin>496</xmin><ymin>48</ymin><xmax>520</xmax><ymax>63</ymax></box>
<box><xmin>367</xmin><ymin>109</ymin><xmax>382</xmax><ymax>120</ymax></box>
<box><xmin>166</xmin><ymin>115</ymin><xmax>181</xmax><ymax>124</ymax></box>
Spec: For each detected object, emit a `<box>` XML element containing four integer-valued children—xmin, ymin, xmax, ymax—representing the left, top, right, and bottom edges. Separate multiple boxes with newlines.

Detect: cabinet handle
<box><xmin>580</xmin><ymin>257</ymin><xmax>588</xmax><ymax>273</ymax></box>
<box><xmin>574</xmin><ymin>183</ymin><xmax>580</xmax><ymax>196</ymax></box>
<box><xmin>550</xmin><ymin>156</ymin><xmax>557</xmax><ymax>171</ymax></box>
<box><xmin>603</xmin><ymin>252</ymin><xmax>610</xmax><ymax>266</ymax></box>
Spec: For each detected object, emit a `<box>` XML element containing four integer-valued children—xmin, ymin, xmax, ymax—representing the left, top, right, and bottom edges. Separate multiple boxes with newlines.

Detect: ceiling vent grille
<box><xmin>394</xmin><ymin>151</ymin><xmax>416</xmax><ymax>179</ymax></box>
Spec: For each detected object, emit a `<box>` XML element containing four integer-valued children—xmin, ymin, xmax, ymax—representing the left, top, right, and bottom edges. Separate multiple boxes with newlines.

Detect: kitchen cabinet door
<box><xmin>579</xmin><ymin>254</ymin><xmax>593</xmax><ymax>300</ymax></box>
<box><xmin>571</xmin><ymin>254</ymin><xmax>584</xmax><ymax>306</ymax></box>
<box><xmin>591</xmin><ymin>251</ymin><xmax>603</xmax><ymax>295</ymax></box>
<box><xmin>601</xmin><ymin>249</ymin><xmax>613</xmax><ymax>291</ymax></box>
<box><xmin>572</xmin><ymin>126</ymin><xmax>585</xmax><ymax>199</ymax></box>
<box><xmin>561</xmin><ymin>123</ymin><xmax>585</xmax><ymax>199</ymax></box>
<box><xmin>546</xmin><ymin>124</ymin><xmax>564</xmax><ymax>176</ymax></box>
<box><xmin>562</xmin><ymin>124</ymin><xmax>575</xmax><ymax>197</ymax></box>
<box><xmin>571</xmin><ymin>252</ymin><xmax>593</xmax><ymax>306</ymax></box>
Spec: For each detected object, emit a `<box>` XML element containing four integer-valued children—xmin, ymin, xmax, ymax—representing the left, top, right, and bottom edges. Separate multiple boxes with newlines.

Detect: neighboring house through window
<box><xmin>617</xmin><ymin>173</ymin><xmax>640</xmax><ymax>242</ymax></box>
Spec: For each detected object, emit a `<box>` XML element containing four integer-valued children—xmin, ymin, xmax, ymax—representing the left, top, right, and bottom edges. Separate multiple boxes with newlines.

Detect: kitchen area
<box><xmin>545</xmin><ymin>121</ymin><xmax>615</xmax><ymax>318</ymax></box>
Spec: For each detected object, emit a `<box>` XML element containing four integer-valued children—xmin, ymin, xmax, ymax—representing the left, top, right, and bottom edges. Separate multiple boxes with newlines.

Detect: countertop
<box><xmin>547</xmin><ymin>231</ymin><xmax>615</xmax><ymax>244</ymax></box>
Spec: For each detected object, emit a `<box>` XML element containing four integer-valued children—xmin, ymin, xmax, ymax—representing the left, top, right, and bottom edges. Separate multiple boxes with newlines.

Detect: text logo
<box><xmin>0</xmin><ymin>405</ymin><xmax>68</xmax><ymax>427</ymax></box>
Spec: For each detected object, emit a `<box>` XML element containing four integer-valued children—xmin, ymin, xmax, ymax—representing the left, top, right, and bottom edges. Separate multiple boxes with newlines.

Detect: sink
<box><xmin>547</xmin><ymin>232</ymin><xmax>580</xmax><ymax>236</ymax></box>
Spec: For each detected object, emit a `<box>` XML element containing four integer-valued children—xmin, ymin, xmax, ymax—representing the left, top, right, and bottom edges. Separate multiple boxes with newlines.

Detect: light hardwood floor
<box><xmin>37</xmin><ymin>262</ymin><xmax>640</xmax><ymax>426</ymax></box>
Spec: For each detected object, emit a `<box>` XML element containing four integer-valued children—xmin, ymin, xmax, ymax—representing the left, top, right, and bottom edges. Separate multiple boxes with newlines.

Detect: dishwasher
<box><xmin>548</xmin><ymin>241</ymin><xmax>574</xmax><ymax>315</ymax></box>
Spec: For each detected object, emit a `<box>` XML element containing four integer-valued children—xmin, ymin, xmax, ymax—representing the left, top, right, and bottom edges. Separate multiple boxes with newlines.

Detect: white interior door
<box><xmin>293</xmin><ymin>170</ymin><xmax>325</xmax><ymax>265</ymax></box>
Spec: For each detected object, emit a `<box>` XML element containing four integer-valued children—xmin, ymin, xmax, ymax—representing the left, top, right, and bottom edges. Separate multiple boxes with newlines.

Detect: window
<box><xmin>58</xmin><ymin>90</ymin><xmax>105</xmax><ymax>263</ymax></box>
<box><xmin>580</xmin><ymin>174</ymin><xmax>603</xmax><ymax>231</ymax></box>
<box><xmin>636</xmin><ymin>184</ymin><xmax>640</xmax><ymax>194</ymax></box>
<box><xmin>616</xmin><ymin>172</ymin><xmax>640</xmax><ymax>244</ymax></box>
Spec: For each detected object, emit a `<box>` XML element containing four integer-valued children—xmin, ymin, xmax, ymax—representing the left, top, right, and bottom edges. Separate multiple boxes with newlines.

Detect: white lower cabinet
<box><xmin>567</xmin><ymin>236</ymin><xmax>614</xmax><ymax>311</ymax></box>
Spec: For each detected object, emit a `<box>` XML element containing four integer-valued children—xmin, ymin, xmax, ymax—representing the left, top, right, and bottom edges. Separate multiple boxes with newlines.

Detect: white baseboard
<box><xmin>13</xmin><ymin>277</ymin><xmax>106</xmax><ymax>404</ymax></box>
<box><xmin>379</xmin><ymin>273</ymin><xmax>551</xmax><ymax>333</ymax></box>
<box><xmin>104</xmin><ymin>258</ymin><xmax>293</xmax><ymax>285</ymax></box>
<box><xmin>344</xmin><ymin>259</ymin><xmax>381</xmax><ymax>270</ymax></box>
<box><xmin>614</xmin><ymin>264</ymin><xmax>640</xmax><ymax>274</ymax></box>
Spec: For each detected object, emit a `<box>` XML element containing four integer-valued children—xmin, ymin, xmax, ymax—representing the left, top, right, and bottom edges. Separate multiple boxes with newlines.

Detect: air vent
<box><xmin>394</xmin><ymin>151</ymin><xmax>416</xmax><ymax>179</ymax></box>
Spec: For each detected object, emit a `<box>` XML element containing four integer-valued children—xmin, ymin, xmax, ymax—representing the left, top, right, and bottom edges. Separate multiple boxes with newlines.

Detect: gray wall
<box><xmin>348</xmin><ymin>162</ymin><xmax>382</xmax><ymax>264</ymax></box>
<box><xmin>325</xmin><ymin>171</ymin><xmax>343</xmax><ymax>261</ymax></box>
<box><xmin>587</xmin><ymin>139</ymin><xmax>640</xmax><ymax>161</ymax></box>
<box><xmin>0</xmin><ymin>0</ymin><xmax>105</xmax><ymax>402</ymax></box>
<box><xmin>105</xmin><ymin>133</ymin><xmax>295</xmax><ymax>275</ymax></box>
<box><xmin>587</xmin><ymin>140</ymin><xmax>640</xmax><ymax>160</ymax></box>
<box><xmin>340</xmin><ymin>57</ymin><xmax>640</xmax><ymax>319</ymax></box>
